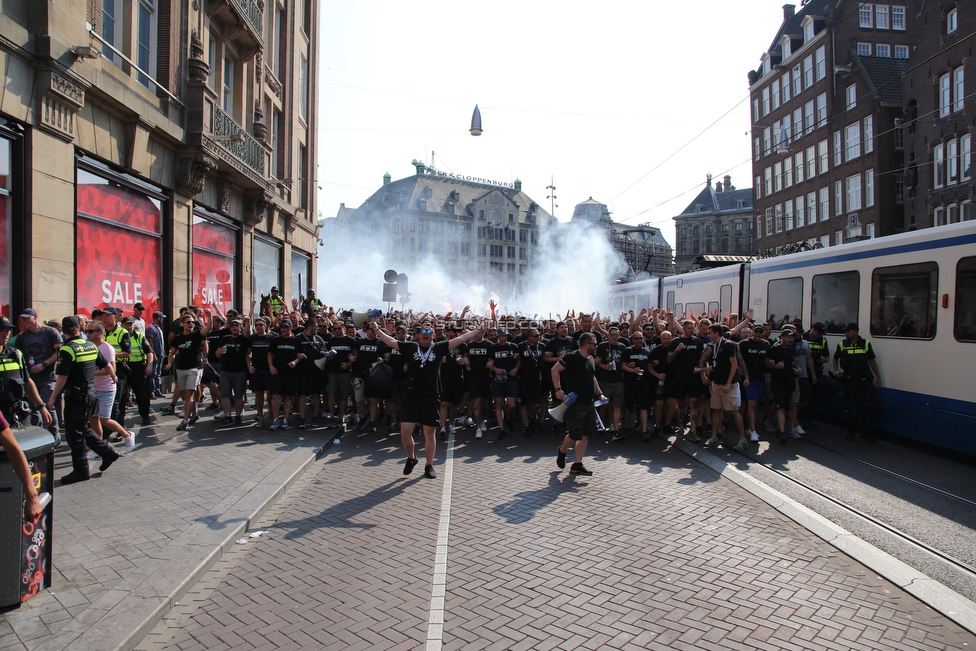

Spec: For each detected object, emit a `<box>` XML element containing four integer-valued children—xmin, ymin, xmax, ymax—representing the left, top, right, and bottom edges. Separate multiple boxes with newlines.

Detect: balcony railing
<box><xmin>234</xmin><ymin>0</ymin><xmax>264</xmax><ymax>39</ymax></box>
<box><xmin>213</xmin><ymin>106</ymin><xmax>265</xmax><ymax>175</ymax></box>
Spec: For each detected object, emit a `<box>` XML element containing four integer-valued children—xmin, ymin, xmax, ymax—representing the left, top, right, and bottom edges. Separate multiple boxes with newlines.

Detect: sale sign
<box><xmin>192</xmin><ymin>218</ymin><xmax>237</xmax><ymax>310</ymax></box>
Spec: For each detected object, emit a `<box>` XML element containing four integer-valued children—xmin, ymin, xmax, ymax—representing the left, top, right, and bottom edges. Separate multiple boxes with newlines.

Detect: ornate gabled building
<box><xmin>749</xmin><ymin>1</ymin><xmax>919</xmax><ymax>252</ymax></box>
<box><xmin>0</xmin><ymin>0</ymin><xmax>318</xmax><ymax>318</ymax></box>
<box><xmin>673</xmin><ymin>175</ymin><xmax>754</xmax><ymax>273</ymax></box>
<box><xmin>330</xmin><ymin>162</ymin><xmax>555</xmax><ymax>298</ymax></box>
<box><xmin>570</xmin><ymin>197</ymin><xmax>673</xmax><ymax>277</ymax></box>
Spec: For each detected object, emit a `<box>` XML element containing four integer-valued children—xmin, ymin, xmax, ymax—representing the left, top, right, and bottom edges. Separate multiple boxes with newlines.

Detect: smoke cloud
<box><xmin>317</xmin><ymin>218</ymin><xmax>627</xmax><ymax>318</ymax></box>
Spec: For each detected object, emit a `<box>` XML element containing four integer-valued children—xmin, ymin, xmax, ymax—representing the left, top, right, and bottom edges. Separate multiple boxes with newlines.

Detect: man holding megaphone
<box><xmin>552</xmin><ymin>332</ymin><xmax>605</xmax><ymax>477</ymax></box>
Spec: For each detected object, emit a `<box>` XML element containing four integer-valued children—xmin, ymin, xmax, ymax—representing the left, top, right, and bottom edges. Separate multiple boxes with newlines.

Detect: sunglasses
<box><xmin>419</xmin><ymin>329</ymin><xmax>434</xmax><ymax>335</ymax></box>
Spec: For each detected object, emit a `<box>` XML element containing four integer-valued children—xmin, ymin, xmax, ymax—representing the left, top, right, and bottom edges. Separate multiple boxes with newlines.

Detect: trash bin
<box><xmin>0</xmin><ymin>426</ymin><xmax>56</xmax><ymax>607</ymax></box>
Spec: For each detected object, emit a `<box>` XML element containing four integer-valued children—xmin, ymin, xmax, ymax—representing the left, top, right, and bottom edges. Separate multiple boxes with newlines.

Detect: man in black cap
<box><xmin>47</xmin><ymin>316</ymin><xmax>120</xmax><ymax>484</ymax></box>
<box><xmin>0</xmin><ymin>316</ymin><xmax>53</xmax><ymax>430</ymax></box>
<box><xmin>268</xmin><ymin>318</ymin><xmax>302</xmax><ymax>430</ymax></box>
<box><xmin>486</xmin><ymin>327</ymin><xmax>520</xmax><ymax>439</ymax></box>
<box><xmin>15</xmin><ymin>308</ymin><xmax>61</xmax><ymax>436</ymax></box>
<box><xmin>146</xmin><ymin>311</ymin><xmax>166</xmax><ymax>398</ymax></box>
<box><xmin>833</xmin><ymin>322</ymin><xmax>881</xmax><ymax>442</ymax></box>
<box><xmin>370</xmin><ymin>318</ymin><xmax>485</xmax><ymax>479</ymax></box>
<box><xmin>131</xmin><ymin>302</ymin><xmax>147</xmax><ymax>335</ymax></box>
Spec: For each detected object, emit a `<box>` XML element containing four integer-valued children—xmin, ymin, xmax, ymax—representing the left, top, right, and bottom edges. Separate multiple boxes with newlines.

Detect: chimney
<box><xmin>783</xmin><ymin>4</ymin><xmax>795</xmax><ymax>21</ymax></box>
<box><xmin>383</xmin><ymin>172</ymin><xmax>391</xmax><ymax>185</ymax></box>
<box><xmin>724</xmin><ymin>175</ymin><xmax>732</xmax><ymax>192</ymax></box>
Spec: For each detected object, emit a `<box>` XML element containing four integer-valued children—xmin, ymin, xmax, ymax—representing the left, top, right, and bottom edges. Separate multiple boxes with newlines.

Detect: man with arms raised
<box><xmin>371</xmin><ymin>319</ymin><xmax>485</xmax><ymax>479</ymax></box>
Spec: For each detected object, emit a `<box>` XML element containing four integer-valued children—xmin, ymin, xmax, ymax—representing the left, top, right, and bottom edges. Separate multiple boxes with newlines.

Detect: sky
<box><xmin>315</xmin><ymin>0</ymin><xmax>791</xmax><ymax>248</ymax></box>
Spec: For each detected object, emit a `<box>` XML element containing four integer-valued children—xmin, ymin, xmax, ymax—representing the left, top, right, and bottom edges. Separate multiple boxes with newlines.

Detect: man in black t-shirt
<box><xmin>352</xmin><ymin>327</ymin><xmax>388</xmax><ymax>432</ymax></box>
<box><xmin>372</xmin><ymin>319</ymin><xmax>485</xmax><ymax>479</ymax></box>
<box><xmin>665</xmin><ymin>320</ymin><xmax>706</xmax><ymax>440</ymax></box>
<box><xmin>766</xmin><ymin>328</ymin><xmax>800</xmax><ymax>444</ymax></box>
<box><xmin>703</xmin><ymin>324</ymin><xmax>745</xmax><ymax>449</ymax></box>
<box><xmin>739</xmin><ymin>325</ymin><xmax>770</xmax><ymax>442</ymax></box>
<box><xmin>268</xmin><ymin>320</ymin><xmax>303</xmax><ymax>431</ymax></box>
<box><xmin>464</xmin><ymin>330</ymin><xmax>492</xmax><ymax>438</ymax></box>
<box><xmin>248</xmin><ymin>318</ymin><xmax>276</xmax><ymax>427</ymax></box>
<box><xmin>325</xmin><ymin>325</ymin><xmax>357</xmax><ymax>427</ymax></box>
<box><xmin>553</xmin><ymin>332</ymin><xmax>604</xmax><ymax>477</ymax></box>
<box><xmin>543</xmin><ymin>322</ymin><xmax>576</xmax><ymax>406</ymax></box>
<box><xmin>215</xmin><ymin>319</ymin><xmax>250</xmax><ymax>425</ymax></box>
<box><xmin>295</xmin><ymin>319</ymin><xmax>327</xmax><ymax>428</ymax></box>
<box><xmin>517</xmin><ymin>328</ymin><xmax>546</xmax><ymax>433</ymax></box>
<box><xmin>595</xmin><ymin>327</ymin><xmax>626</xmax><ymax>440</ymax></box>
<box><xmin>622</xmin><ymin>331</ymin><xmax>651</xmax><ymax>438</ymax></box>
<box><xmin>439</xmin><ymin>325</ymin><xmax>467</xmax><ymax>440</ymax></box>
<box><xmin>164</xmin><ymin>312</ymin><xmax>211</xmax><ymax>431</ymax></box>
<box><xmin>647</xmin><ymin>331</ymin><xmax>673</xmax><ymax>437</ymax></box>
<box><xmin>386</xmin><ymin>324</ymin><xmax>410</xmax><ymax>430</ymax></box>
<box><xmin>487</xmin><ymin>328</ymin><xmax>520</xmax><ymax>439</ymax></box>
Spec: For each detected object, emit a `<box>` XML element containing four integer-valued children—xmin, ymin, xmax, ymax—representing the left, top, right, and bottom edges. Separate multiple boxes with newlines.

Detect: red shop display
<box><xmin>192</xmin><ymin>218</ymin><xmax>236</xmax><ymax>310</ymax></box>
<box><xmin>75</xmin><ymin>183</ymin><xmax>162</xmax><ymax>317</ymax></box>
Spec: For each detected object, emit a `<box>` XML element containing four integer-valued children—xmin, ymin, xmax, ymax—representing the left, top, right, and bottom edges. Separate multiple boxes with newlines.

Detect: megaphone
<box><xmin>314</xmin><ymin>350</ymin><xmax>336</xmax><ymax>371</ymax></box>
<box><xmin>350</xmin><ymin>308</ymin><xmax>384</xmax><ymax>328</ymax></box>
<box><xmin>547</xmin><ymin>391</ymin><xmax>577</xmax><ymax>423</ymax></box>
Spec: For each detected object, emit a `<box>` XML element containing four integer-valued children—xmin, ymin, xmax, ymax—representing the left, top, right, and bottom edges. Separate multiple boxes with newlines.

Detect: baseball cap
<box><xmin>153</xmin><ymin>311</ymin><xmax>166</xmax><ymax>319</ymax></box>
<box><xmin>812</xmin><ymin>322</ymin><xmax>825</xmax><ymax>332</ymax></box>
<box><xmin>497</xmin><ymin>327</ymin><xmax>509</xmax><ymax>336</ymax></box>
<box><xmin>18</xmin><ymin>308</ymin><xmax>37</xmax><ymax>319</ymax></box>
<box><xmin>62</xmin><ymin>316</ymin><xmax>80</xmax><ymax>329</ymax></box>
<box><xmin>845</xmin><ymin>322</ymin><xmax>859</xmax><ymax>331</ymax></box>
<box><xmin>121</xmin><ymin>316</ymin><xmax>134</xmax><ymax>324</ymax></box>
<box><xmin>227</xmin><ymin>309</ymin><xmax>240</xmax><ymax>317</ymax></box>
<box><xmin>279</xmin><ymin>319</ymin><xmax>293</xmax><ymax>327</ymax></box>
<box><xmin>134</xmin><ymin>302</ymin><xmax>145</xmax><ymax>310</ymax></box>
<box><xmin>102</xmin><ymin>306</ymin><xmax>122</xmax><ymax>316</ymax></box>
<box><xmin>0</xmin><ymin>316</ymin><xmax>15</xmax><ymax>329</ymax></box>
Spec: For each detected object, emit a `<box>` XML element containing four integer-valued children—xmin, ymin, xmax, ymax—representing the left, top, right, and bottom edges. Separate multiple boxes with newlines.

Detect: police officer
<box><xmin>832</xmin><ymin>322</ymin><xmax>881</xmax><ymax>442</ymax></box>
<box><xmin>803</xmin><ymin>322</ymin><xmax>830</xmax><ymax>427</ymax></box>
<box><xmin>47</xmin><ymin>316</ymin><xmax>120</xmax><ymax>484</ymax></box>
<box><xmin>0</xmin><ymin>316</ymin><xmax>52</xmax><ymax>430</ymax></box>
<box><xmin>122</xmin><ymin>316</ymin><xmax>154</xmax><ymax>425</ymax></box>
<box><xmin>102</xmin><ymin>307</ymin><xmax>132</xmax><ymax>426</ymax></box>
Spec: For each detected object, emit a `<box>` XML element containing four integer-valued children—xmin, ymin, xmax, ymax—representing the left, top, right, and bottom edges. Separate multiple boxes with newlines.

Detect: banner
<box><xmin>192</xmin><ymin>218</ymin><xmax>237</xmax><ymax>310</ymax></box>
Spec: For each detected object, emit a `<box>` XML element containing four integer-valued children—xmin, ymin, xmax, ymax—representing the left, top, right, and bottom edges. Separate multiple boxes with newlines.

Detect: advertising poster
<box><xmin>75</xmin><ymin>183</ymin><xmax>162</xmax><ymax>317</ymax></box>
<box><xmin>192</xmin><ymin>218</ymin><xmax>236</xmax><ymax>310</ymax></box>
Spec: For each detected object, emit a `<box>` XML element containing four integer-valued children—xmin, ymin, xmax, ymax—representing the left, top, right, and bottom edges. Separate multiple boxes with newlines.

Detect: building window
<box><xmin>833</xmin><ymin>131</ymin><xmax>843</xmax><ymax>166</ymax></box>
<box><xmin>772</xmin><ymin>80</ymin><xmax>780</xmax><ymax>110</ymax></box>
<box><xmin>846</xmin><ymin>174</ymin><xmax>862</xmax><ymax>211</ymax></box>
<box><xmin>775</xmin><ymin>204</ymin><xmax>784</xmax><ymax>233</ymax></box>
<box><xmin>793</xmin><ymin>65</ymin><xmax>802</xmax><ymax>96</ymax></box>
<box><xmin>762</xmin><ymin>87</ymin><xmax>770</xmax><ymax>115</ymax></box>
<box><xmin>816</xmin><ymin>93</ymin><xmax>827</xmax><ymax>128</ymax></box>
<box><xmin>892</xmin><ymin>5</ymin><xmax>906</xmax><ymax>30</ymax></box>
<box><xmin>954</xmin><ymin>67</ymin><xmax>965</xmax><ymax>113</ymax></box>
<box><xmin>299</xmin><ymin>53</ymin><xmax>309</xmax><ymax>122</ymax></box>
<box><xmin>794</xmin><ymin>151</ymin><xmax>804</xmax><ymax>184</ymax></box>
<box><xmin>782</xmin><ymin>75</ymin><xmax>791</xmax><ymax>103</ymax></box>
<box><xmin>875</xmin><ymin>43</ymin><xmax>890</xmax><ymax>57</ymax></box>
<box><xmin>764</xmin><ymin>167</ymin><xmax>773</xmax><ymax>196</ymax></box>
<box><xmin>782</xmin><ymin>37</ymin><xmax>792</xmax><ymax>60</ymax></box>
<box><xmin>763</xmin><ymin>127</ymin><xmax>771</xmax><ymax>156</ymax></box>
<box><xmin>876</xmin><ymin>4</ymin><xmax>889</xmax><ymax>29</ymax></box>
<box><xmin>846</xmin><ymin>84</ymin><xmax>857</xmax><ymax>110</ymax></box>
<box><xmin>785</xmin><ymin>199</ymin><xmax>794</xmax><ymax>230</ymax></box>
<box><xmin>765</xmin><ymin>208</ymin><xmax>773</xmax><ymax>236</ymax></box>
<box><xmin>795</xmin><ymin>196</ymin><xmax>805</xmax><ymax>228</ymax></box>
<box><xmin>934</xmin><ymin>143</ymin><xmax>946</xmax><ymax>188</ymax></box>
<box><xmin>895</xmin><ymin>174</ymin><xmax>904</xmax><ymax>203</ymax></box>
<box><xmin>863</xmin><ymin>116</ymin><xmax>874</xmax><ymax>154</ymax></box>
<box><xmin>963</xmin><ymin>134</ymin><xmax>972</xmax><ymax>181</ymax></box>
<box><xmin>865</xmin><ymin>169</ymin><xmax>875</xmax><ymax>207</ymax></box>
<box><xmin>754</xmin><ymin>137</ymin><xmax>761</xmax><ymax>161</ymax></box>
<box><xmin>817</xmin><ymin>140</ymin><xmax>828</xmax><ymax>175</ymax></box>
<box><xmin>815</xmin><ymin>46</ymin><xmax>826</xmax><ymax>81</ymax></box>
<box><xmin>774</xmin><ymin>162</ymin><xmax>782</xmax><ymax>193</ymax></box>
<box><xmin>845</xmin><ymin>123</ymin><xmax>861</xmax><ymax>161</ymax></box>
<box><xmin>136</xmin><ymin>0</ymin><xmax>157</xmax><ymax>90</ymax></box>
<box><xmin>939</xmin><ymin>72</ymin><xmax>952</xmax><ymax>117</ymax></box>
<box><xmin>803</xmin><ymin>55</ymin><xmax>813</xmax><ymax>88</ymax></box>
<box><xmin>222</xmin><ymin>53</ymin><xmax>235</xmax><ymax>114</ymax></box>
<box><xmin>860</xmin><ymin>3</ymin><xmax>873</xmax><ymax>28</ymax></box>
<box><xmin>804</xmin><ymin>18</ymin><xmax>815</xmax><ymax>42</ymax></box>
<box><xmin>754</xmin><ymin>175</ymin><xmax>762</xmax><ymax>200</ymax></box>
<box><xmin>804</xmin><ymin>100</ymin><xmax>815</xmax><ymax>134</ymax></box>
<box><xmin>819</xmin><ymin>187</ymin><xmax>830</xmax><ymax>221</ymax></box>
<box><xmin>101</xmin><ymin>0</ymin><xmax>123</xmax><ymax>63</ymax></box>
<box><xmin>806</xmin><ymin>146</ymin><xmax>817</xmax><ymax>179</ymax></box>
<box><xmin>895</xmin><ymin>45</ymin><xmax>909</xmax><ymax>58</ymax></box>
<box><xmin>947</xmin><ymin>8</ymin><xmax>958</xmax><ymax>34</ymax></box>
<box><xmin>949</xmin><ymin>139</ymin><xmax>960</xmax><ymax>183</ymax></box>
<box><xmin>784</xmin><ymin>158</ymin><xmax>793</xmax><ymax>187</ymax></box>
<box><xmin>753</xmin><ymin>98</ymin><xmax>760</xmax><ymax>122</ymax></box>
<box><xmin>834</xmin><ymin>181</ymin><xmax>844</xmax><ymax>215</ymax></box>
<box><xmin>857</xmin><ymin>43</ymin><xmax>872</xmax><ymax>56</ymax></box>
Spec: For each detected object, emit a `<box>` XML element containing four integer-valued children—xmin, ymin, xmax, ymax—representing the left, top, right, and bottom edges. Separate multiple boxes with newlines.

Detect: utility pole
<box><xmin>546</xmin><ymin>176</ymin><xmax>557</xmax><ymax>218</ymax></box>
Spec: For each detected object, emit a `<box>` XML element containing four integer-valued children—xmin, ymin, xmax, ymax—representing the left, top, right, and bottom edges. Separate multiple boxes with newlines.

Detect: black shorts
<box><xmin>301</xmin><ymin>369</ymin><xmax>326</xmax><ymax>395</ymax></box>
<box><xmin>770</xmin><ymin>381</ymin><xmax>796</xmax><ymax>409</ymax></box>
<box><xmin>670</xmin><ymin>374</ymin><xmax>703</xmax><ymax>400</ymax></box>
<box><xmin>400</xmin><ymin>393</ymin><xmax>440</xmax><ymax>428</ymax></box>
<box><xmin>440</xmin><ymin>374</ymin><xmax>466</xmax><ymax>404</ymax></box>
<box><xmin>519</xmin><ymin>381</ymin><xmax>543</xmax><ymax>405</ymax></box>
<box><xmin>270</xmin><ymin>373</ymin><xmax>300</xmax><ymax>397</ymax></box>
<box><xmin>565</xmin><ymin>402</ymin><xmax>597</xmax><ymax>441</ymax></box>
<box><xmin>249</xmin><ymin>369</ymin><xmax>273</xmax><ymax>392</ymax></box>
<box><xmin>625</xmin><ymin>381</ymin><xmax>651</xmax><ymax>410</ymax></box>
<box><xmin>467</xmin><ymin>374</ymin><xmax>491</xmax><ymax>400</ymax></box>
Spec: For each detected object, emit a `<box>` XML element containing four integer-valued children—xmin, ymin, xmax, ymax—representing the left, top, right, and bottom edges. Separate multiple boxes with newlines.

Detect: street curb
<box><xmin>673</xmin><ymin>438</ymin><xmax>976</xmax><ymax>636</ymax></box>
<box><xmin>34</xmin><ymin>437</ymin><xmax>331</xmax><ymax>651</ymax></box>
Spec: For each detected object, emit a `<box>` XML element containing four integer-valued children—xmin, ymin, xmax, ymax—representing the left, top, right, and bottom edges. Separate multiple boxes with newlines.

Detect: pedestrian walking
<box><xmin>553</xmin><ymin>332</ymin><xmax>605</xmax><ymax>477</ymax></box>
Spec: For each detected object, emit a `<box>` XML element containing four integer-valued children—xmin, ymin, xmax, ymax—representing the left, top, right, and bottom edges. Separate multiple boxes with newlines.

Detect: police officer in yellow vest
<box><xmin>803</xmin><ymin>321</ymin><xmax>830</xmax><ymax>426</ymax></box>
<box><xmin>832</xmin><ymin>322</ymin><xmax>882</xmax><ymax>443</ymax></box>
<box><xmin>47</xmin><ymin>316</ymin><xmax>120</xmax><ymax>484</ymax></box>
<box><xmin>0</xmin><ymin>316</ymin><xmax>52</xmax><ymax>430</ymax></box>
<box><xmin>102</xmin><ymin>307</ymin><xmax>132</xmax><ymax>426</ymax></box>
<box><xmin>268</xmin><ymin>286</ymin><xmax>287</xmax><ymax>316</ymax></box>
<box><xmin>122</xmin><ymin>316</ymin><xmax>154</xmax><ymax>426</ymax></box>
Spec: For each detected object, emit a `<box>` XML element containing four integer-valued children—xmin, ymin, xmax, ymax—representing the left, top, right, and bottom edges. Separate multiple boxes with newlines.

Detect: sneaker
<box><xmin>439</xmin><ymin>428</ymin><xmax>448</xmax><ymax>441</ymax></box>
<box><xmin>352</xmin><ymin>413</ymin><xmax>361</xmax><ymax>425</ymax></box>
<box><xmin>447</xmin><ymin>424</ymin><xmax>456</xmax><ymax>436</ymax></box>
<box><xmin>188</xmin><ymin>413</ymin><xmax>200</xmax><ymax>425</ymax></box>
<box><xmin>176</xmin><ymin>419</ymin><xmax>188</xmax><ymax>431</ymax></box>
<box><xmin>60</xmin><ymin>471</ymin><xmax>90</xmax><ymax>485</ymax></box>
<box><xmin>235</xmin><ymin>416</ymin><xmax>243</xmax><ymax>426</ymax></box>
<box><xmin>270</xmin><ymin>419</ymin><xmax>281</xmax><ymax>431</ymax></box>
<box><xmin>464</xmin><ymin>417</ymin><xmax>474</xmax><ymax>427</ymax></box>
<box><xmin>358</xmin><ymin>418</ymin><xmax>370</xmax><ymax>432</ymax></box>
<box><xmin>161</xmin><ymin>405</ymin><xmax>176</xmax><ymax>415</ymax></box>
<box><xmin>403</xmin><ymin>457</ymin><xmax>419</xmax><ymax>475</ymax></box>
<box><xmin>475</xmin><ymin>427</ymin><xmax>483</xmax><ymax>439</ymax></box>
<box><xmin>611</xmin><ymin>431</ymin><xmax>625</xmax><ymax>442</ymax></box>
<box><xmin>298</xmin><ymin>420</ymin><xmax>307</xmax><ymax>429</ymax></box>
<box><xmin>779</xmin><ymin>432</ymin><xmax>788</xmax><ymax>444</ymax></box>
<box><xmin>481</xmin><ymin>420</ymin><xmax>488</xmax><ymax>432</ymax></box>
<box><xmin>280</xmin><ymin>419</ymin><xmax>290</xmax><ymax>430</ymax></box>
<box><xmin>389</xmin><ymin>421</ymin><xmax>400</xmax><ymax>432</ymax></box>
<box><xmin>125</xmin><ymin>432</ymin><xmax>136</xmax><ymax>453</ymax></box>
<box><xmin>498</xmin><ymin>430</ymin><xmax>507</xmax><ymax>440</ymax></box>
<box><xmin>650</xmin><ymin>426</ymin><xmax>661</xmax><ymax>439</ymax></box>
<box><xmin>367</xmin><ymin>421</ymin><xmax>377</xmax><ymax>433</ymax></box>
<box><xmin>310</xmin><ymin>419</ymin><xmax>319</xmax><ymax>428</ymax></box>
<box><xmin>749</xmin><ymin>430</ymin><xmax>760</xmax><ymax>442</ymax></box>
<box><xmin>214</xmin><ymin>413</ymin><xmax>226</xmax><ymax>421</ymax></box>
<box><xmin>109</xmin><ymin>432</ymin><xmax>124</xmax><ymax>443</ymax></box>
<box><xmin>570</xmin><ymin>463</ymin><xmax>593</xmax><ymax>476</ymax></box>
<box><xmin>687</xmin><ymin>432</ymin><xmax>700</xmax><ymax>442</ymax></box>
<box><xmin>734</xmin><ymin>439</ymin><xmax>747</xmax><ymax>451</ymax></box>
<box><xmin>556</xmin><ymin>448</ymin><xmax>566</xmax><ymax>469</ymax></box>
<box><xmin>141</xmin><ymin>417</ymin><xmax>151</xmax><ymax>426</ymax></box>
<box><xmin>764</xmin><ymin>418</ymin><xmax>776</xmax><ymax>433</ymax></box>
<box><xmin>424</xmin><ymin>464</ymin><xmax>437</xmax><ymax>479</ymax></box>
<box><xmin>791</xmin><ymin>427</ymin><xmax>803</xmax><ymax>439</ymax></box>
<box><xmin>99</xmin><ymin>451</ymin><xmax>120</xmax><ymax>472</ymax></box>
<box><xmin>705</xmin><ymin>437</ymin><xmax>718</xmax><ymax>446</ymax></box>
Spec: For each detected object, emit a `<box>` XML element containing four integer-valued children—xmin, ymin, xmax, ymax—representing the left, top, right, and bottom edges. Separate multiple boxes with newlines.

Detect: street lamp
<box><xmin>470</xmin><ymin>105</ymin><xmax>483</xmax><ymax>136</ymax></box>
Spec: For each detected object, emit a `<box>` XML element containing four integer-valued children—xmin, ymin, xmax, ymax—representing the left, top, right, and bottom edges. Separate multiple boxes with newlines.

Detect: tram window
<box><xmin>870</xmin><ymin>262</ymin><xmax>938</xmax><ymax>339</ymax></box>
<box><xmin>767</xmin><ymin>277</ymin><xmax>803</xmax><ymax>329</ymax></box>
<box><xmin>812</xmin><ymin>271</ymin><xmax>859</xmax><ymax>334</ymax></box>
<box><xmin>623</xmin><ymin>295</ymin><xmax>636</xmax><ymax>314</ymax></box>
<box><xmin>954</xmin><ymin>257</ymin><xmax>976</xmax><ymax>342</ymax></box>
<box><xmin>674</xmin><ymin>303</ymin><xmax>683</xmax><ymax>318</ymax></box>
<box><xmin>612</xmin><ymin>296</ymin><xmax>623</xmax><ymax>316</ymax></box>
<box><xmin>666</xmin><ymin>291</ymin><xmax>675</xmax><ymax>311</ymax></box>
<box><xmin>707</xmin><ymin>301</ymin><xmax>719</xmax><ymax>318</ymax></box>
<box><xmin>637</xmin><ymin>293</ymin><xmax>651</xmax><ymax>311</ymax></box>
<box><xmin>720</xmin><ymin>284</ymin><xmax>733</xmax><ymax>318</ymax></box>
<box><xmin>686</xmin><ymin>302</ymin><xmax>705</xmax><ymax>319</ymax></box>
